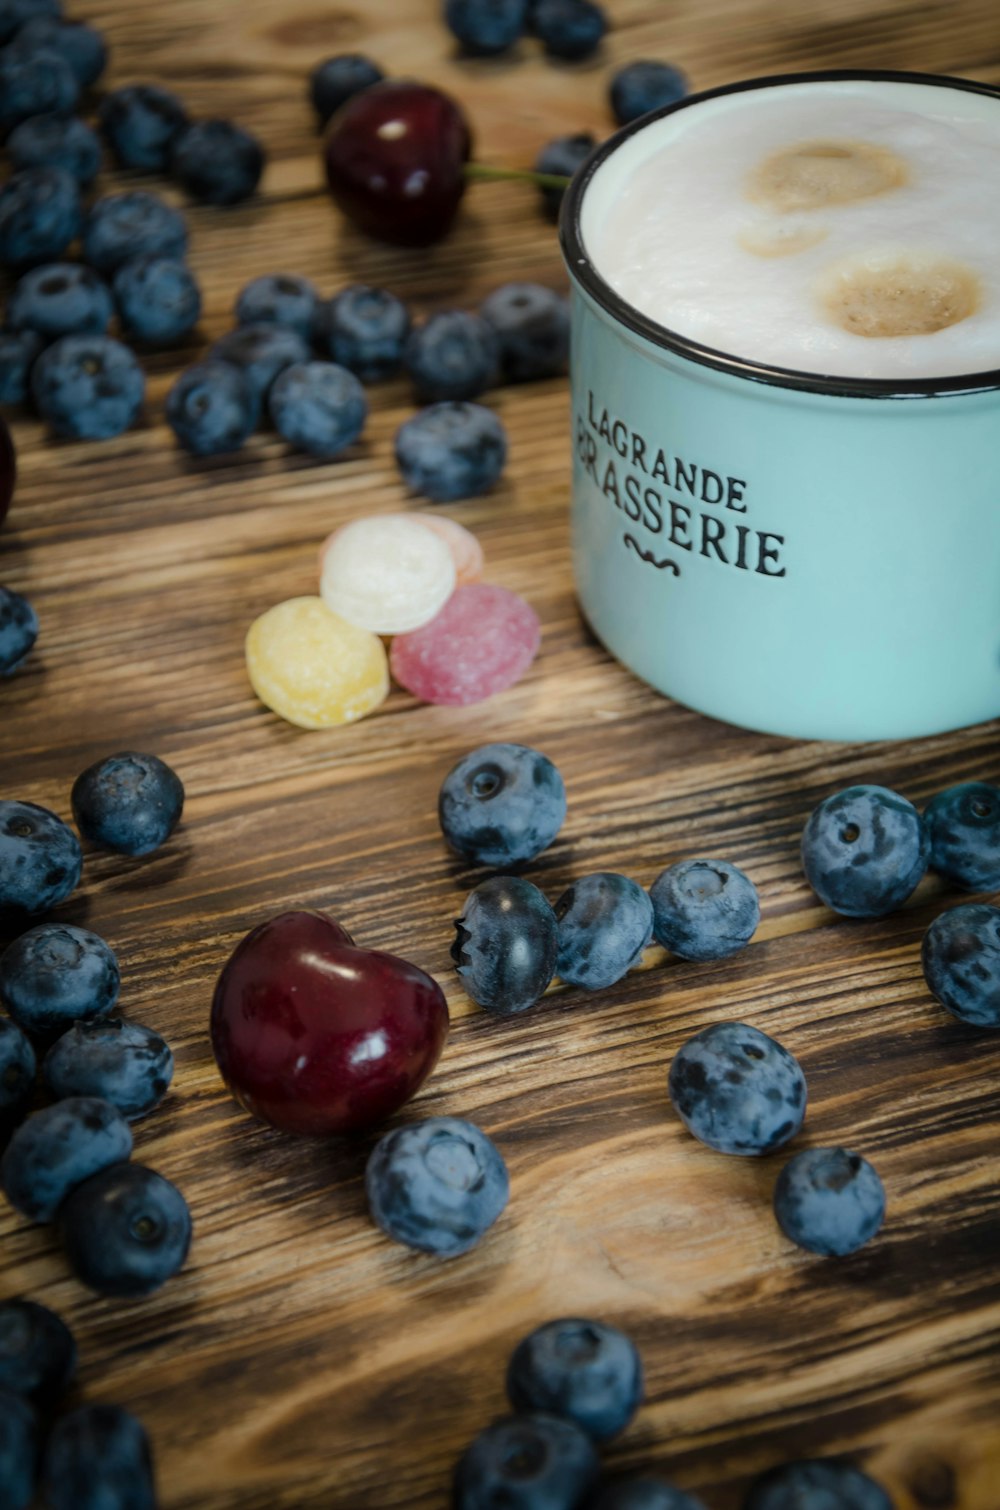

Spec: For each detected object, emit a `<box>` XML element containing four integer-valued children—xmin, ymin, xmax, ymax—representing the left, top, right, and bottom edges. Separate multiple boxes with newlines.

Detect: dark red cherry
<box><xmin>0</xmin><ymin>415</ymin><xmax>15</xmax><ymax>526</ymax></box>
<box><xmin>210</xmin><ymin>910</ymin><xmax>449</xmax><ymax>1136</ymax></box>
<box><xmin>323</xmin><ymin>81</ymin><xmax>472</xmax><ymax>247</ymax></box>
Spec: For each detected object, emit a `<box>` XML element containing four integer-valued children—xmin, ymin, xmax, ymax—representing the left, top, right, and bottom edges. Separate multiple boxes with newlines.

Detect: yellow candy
<box><xmin>245</xmin><ymin>596</ymin><xmax>389</xmax><ymax>729</ymax></box>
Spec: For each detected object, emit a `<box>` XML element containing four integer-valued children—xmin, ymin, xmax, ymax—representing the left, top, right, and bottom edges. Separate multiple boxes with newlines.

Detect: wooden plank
<box><xmin>3</xmin><ymin>1</ymin><xmax>1000</xmax><ymax>1506</ymax></box>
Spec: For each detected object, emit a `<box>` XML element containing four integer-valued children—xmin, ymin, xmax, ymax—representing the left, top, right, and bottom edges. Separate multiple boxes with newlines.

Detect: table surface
<box><xmin>3</xmin><ymin>2</ymin><xmax>1000</xmax><ymax>1507</ymax></box>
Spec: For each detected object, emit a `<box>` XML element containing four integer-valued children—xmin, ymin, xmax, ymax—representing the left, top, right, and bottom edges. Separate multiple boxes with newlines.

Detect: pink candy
<box><xmin>390</xmin><ymin>583</ymin><xmax>540</xmax><ymax>706</ymax></box>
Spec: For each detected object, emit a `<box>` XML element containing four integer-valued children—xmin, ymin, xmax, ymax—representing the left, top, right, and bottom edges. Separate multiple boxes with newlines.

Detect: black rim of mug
<box><xmin>560</xmin><ymin>68</ymin><xmax>1000</xmax><ymax>399</ymax></box>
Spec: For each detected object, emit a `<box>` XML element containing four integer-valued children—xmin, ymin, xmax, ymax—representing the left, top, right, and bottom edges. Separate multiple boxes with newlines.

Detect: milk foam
<box><xmin>585</xmin><ymin>79</ymin><xmax>1000</xmax><ymax>379</ymax></box>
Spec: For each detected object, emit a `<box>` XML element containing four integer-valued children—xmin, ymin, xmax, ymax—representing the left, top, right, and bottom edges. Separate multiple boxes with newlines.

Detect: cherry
<box><xmin>210</xmin><ymin>910</ymin><xmax>449</xmax><ymax>1137</ymax></box>
<box><xmin>0</xmin><ymin>415</ymin><xmax>15</xmax><ymax>526</ymax></box>
<box><xmin>324</xmin><ymin>81</ymin><xmax>472</xmax><ymax>247</ymax></box>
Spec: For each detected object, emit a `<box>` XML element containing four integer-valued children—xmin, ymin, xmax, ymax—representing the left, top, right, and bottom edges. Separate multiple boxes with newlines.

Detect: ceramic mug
<box><xmin>561</xmin><ymin>69</ymin><xmax>1000</xmax><ymax>743</ymax></box>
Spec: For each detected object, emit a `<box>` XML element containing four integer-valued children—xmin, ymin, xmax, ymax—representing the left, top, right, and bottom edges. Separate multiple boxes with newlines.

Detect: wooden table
<box><xmin>3</xmin><ymin>2</ymin><xmax>1000</xmax><ymax>1506</ymax></box>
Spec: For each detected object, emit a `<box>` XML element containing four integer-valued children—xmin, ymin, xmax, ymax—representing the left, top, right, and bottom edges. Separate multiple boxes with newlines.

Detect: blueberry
<box><xmin>0</xmin><ymin>1299</ymin><xmax>76</xmax><ymax>1406</ymax></box>
<box><xmin>922</xmin><ymin>902</ymin><xmax>1000</xmax><ymax>1027</ymax></box>
<box><xmin>1</xmin><ymin>1096</ymin><xmax>132</xmax><ymax>1221</ymax></box>
<box><xmin>366</xmin><ymin>1115</ymin><xmax>509</xmax><ymax>1257</ymax></box>
<box><xmin>480</xmin><ymin>282</ymin><xmax>570</xmax><ymax>382</ymax></box>
<box><xmin>444</xmin><ymin>0</ymin><xmax>528</xmax><ymax>56</ymax></box>
<box><xmin>439</xmin><ymin>742</ymin><xmax>567</xmax><ymax>866</ymax></box>
<box><xmin>98</xmin><ymin>83</ymin><xmax>188</xmax><ymax>172</ymax></box>
<box><xmin>555</xmin><ymin>873</ymin><xmax>652</xmax><ymax>990</ymax></box>
<box><xmin>325</xmin><ymin>284</ymin><xmax>410</xmax><ymax>381</ymax></box>
<box><xmin>773</xmin><ymin>1147</ymin><xmax>885</xmax><ymax>1257</ymax></box>
<box><xmin>0</xmin><ymin>1389</ymin><xmax>37</xmax><ymax>1510</ymax></box>
<box><xmin>535</xmin><ymin>131</ymin><xmax>596</xmax><ymax>219</ymax></box>
<box><xmin>32</xmin><ymin>334</ymin><xmax>144</xmax><ymax>440</ymax></box>
<box><xmin>0</xmin><ymin>167</ymin><xmax>81</xmax><ymax>270</ymax></box>
<box><xmin>170</xmin><ymin>118</ymin><xmax>265</xmax><ymax>205</ymax></box>
<box><xmin>507</xmin><ymin>1319</ymin><xmax>642</xmax><ymax>1441</ymax></box>
<box><xmin>71</xmin><ymin>751</ymin><xmax>184</xmax><ymax>856</ymax></box>
<box><xmin>395</xmin><ymin>400</ymin><xmax>507</xmax><ymax>502</ymax></box>
<box><xmin>211</xmin><ymin>322</ymin><xmax>311</xmax><ymax>404</ymax></box>
<box><xmin>609</xmin><ymin>61</ymin><xmax>688</xmax><ymax>126</ymax></box>
<box><xmin>0</xmin><ymin>0</ymin><xmax>58</xmax><ymax>46</ymax></box>
<box><xmin>589</xmin><ymin>1478</ymin><xmax>707</xmax><ymax>1510</ymax></box>
<box><xmin>45</xmin><ymin>1018</ymin><xmax>173</xmax><ymax>1120</ymax></box>
<box><xmin>453</xmin><ymin>875</ymin><xmax>559</xmax><ymax>1015</ymax></box>
<box><xmin>453</xmin><ymin>1413</ymin><xmax>600</xmax><ymax>1510</ymax></box>
<box><xmin>404</xmin><ymin>310</ymin><xmax>499</xmax><ymax>401</ymax></box>
<box><xmin>0</xmin><ymin>923</ymin><xmax>119</xmax><ymax>1033</ymax></box>
<box><xmin>533</xmin><ymin>0</ymin><xmax>607</xmax><ymax>60</ymax></box>
<box><xmin>0</xmin><ymin>1015</ymin><xmax>35</xmax><ymax>1128</ymax></box>
<box><xmin>42</xmin><ymin>1403</ymin><xmax>156</xmax><ymax>1510</ymax></box>
<box><xmin>0</xmin><ymin>584</ymin><xmax>38</xmax><ymax>674</ymax></box>
<box><xmin>0</xmin><ymin>800</ymin><xmax>81</xmax><ymax>918</ymax></box>
<box><xmin>309</xmin><ymin>53</ymin><xmax>384</xmax><ymax>128</ymax></box>
<box><xmin>649</xmin><ymin>859</ymin><xmax>760</xmax><ymax>962</ymax></box>
<box><xmin>59</xmin><ymin>1160</ymin><xmax>191</xmax><ymax>1295</ymax></box>
<box><xmin>0</xmin><ymin>329</ymin><xmax>43</xmax><ymax>404</ymax></box>
<box><xmin>924</xmin><ymin>781</ymin><xmax>1000</xmax><ymax>891</ymax></box>
<box><xmin>235</xmin><ymin>273</ymin><xmax>320</xmax><ymax>344</ymax></box>
<box><xmin>0</xmin><ymin>45</ymin><xmax>78</xmax><ymax>135</ymax></box>
<box><xmin>166</xmin><ymin>361</ymin><xmax>259</xmax><ymax>456</ymax></box>
<box><xmin>668</xmin><ymin>1022</ymin><xmax>807</xmax><ymax>1157</ymax></box>
<box><xmin>113</xmin><ymin>255</ymin><xmax>201</xmax><ymax>346</ymax></box>
<box><xmin>7</xmin><ymin>113</ymin><xmax>101</xmax><ymax>184</ymax></box>
<box><xmin>268</xmin><ymin>361</ymin><xmax>367</xmax><ymax>458</ymax></box>
<box><xmin>8</xmin><ymin>262</ymin><xmax>113</xmax><ymax>341</ymax></box>
<box><xmin>12</xmin><ymin>16</ymin><xmax>107</xmax><ymax>87</ymax></box>
<box><xmin>801</xmin><ymin>785</ymin><xmax>928</xmax><ymax>918</ymax></box>
<box><xmin>83</xmin><ymin>190</ymin><xmax>188</xmax><ymax>276</ymax></box>
<box><xmin>744</xmin><ymin>1459</ymin><xmax>893</xmax><ymax>1510</ymax></box>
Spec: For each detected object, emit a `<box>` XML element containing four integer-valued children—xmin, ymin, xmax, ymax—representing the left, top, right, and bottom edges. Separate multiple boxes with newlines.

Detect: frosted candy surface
<box><xmin>390</xmin><ymin>583</ymin><xmax>540</xmax><ymax>706</ymax></box>
<box><xmin>319</xmin><ymin>514</ymin><xmax>456</xmax><ymax>634</ymax></box>
<box><xmin>586</xmin><ymin>79</ymin><xmax>1000</xmax><ymax>378</ymax></box>
<box><xmin>246</xmin><ymin>596</ymin><xmax>388</xmax><ymax>728</ymax></box>
<box><xmin>410</xmin><ymin>512</ymin><xmax>484</xmax><ymax>586</ymax></box>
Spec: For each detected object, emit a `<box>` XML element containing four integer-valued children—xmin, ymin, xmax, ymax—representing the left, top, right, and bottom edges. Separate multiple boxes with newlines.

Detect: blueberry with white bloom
<box><xmin>366</xmin><ymin>1116</ymin><xmax>509</xmax><ymax>1256</ymax></box>
<box><xmin>649</xmin><ymin>859</ymin><xmax>759</xmax><ymax>961</ymax></box>
<box><xmin>507</xmin><ymin>1318</ymin><xmax>643</xmax><ymax>1440</ymax></box>
<box><xmin>773</xmin><ymin>1147</ymin><xmax>886</xmax><ymax>1256</ymax></box>
<box><xmin>395</xmin><ymin>401</ymin><xmax>507</xmax><ymax>502</ymax></box>
<box><xmin>801</xmin><ymin>785</ymin><xmax>928</xmax><ymax>918</ymax></box>
<box><xmin>668</xmin><ymin>1022</ymin><xmax>807</xmax><ymax>1157</ymax></box>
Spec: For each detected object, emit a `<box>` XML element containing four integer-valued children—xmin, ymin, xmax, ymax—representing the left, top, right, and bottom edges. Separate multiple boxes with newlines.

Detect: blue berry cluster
<box><xmin>442</xmin><ymin>743</ymin><xmax>761</xmax><ymax>1016</ymax></box>
<box><xmin>0</xmin><ymin>754</ymin><xmax>187</xmax><ymax>1297</ymax></box>
<box><xmin>0</xmin><ymin>0</ymin><xmax>264</xmax><ymax>441</ymax></box>
<box><xmin>443</xmin><ymin>0</ymin><xmax>608</xmax><ymax>61</ymax></box>
<box><xmin>802</xmin><ymin>780</ymin><xmax>1000</xmax><ymax>1028</ymax></box>
<box><xmin>0</xmin><ymin>1295</ymin><xmax>158</xmax><ymax>1509</ymax></box>
<box><xmin>165</xmin><ymin>272</ymin><xmax>565</xmax><ymax>502</ymax></box>
<box><xmin>455</xmin><ymin>1319</ymin><xmax>710</xmax><ymax>1508</ymax></box>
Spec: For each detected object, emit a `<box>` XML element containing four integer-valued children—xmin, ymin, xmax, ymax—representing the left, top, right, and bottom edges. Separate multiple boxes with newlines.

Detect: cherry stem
<box><xmin>463</xmin><ymin>162</ymin><xmax>572</xmax><ymax>190</ymax></box>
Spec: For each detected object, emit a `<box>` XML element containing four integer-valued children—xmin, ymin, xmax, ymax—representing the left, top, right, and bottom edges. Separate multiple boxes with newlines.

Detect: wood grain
<box><xmin>3</xmin><ymin>2</ymin><xmax>1000</xmax><ymax>1507</ymax></box>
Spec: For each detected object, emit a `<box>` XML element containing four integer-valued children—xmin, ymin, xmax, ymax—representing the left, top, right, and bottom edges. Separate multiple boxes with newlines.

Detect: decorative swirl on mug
<box><xmin>623</xmin><ymin>534</ymin><xmax>681</xmax><ymax>575</ymax></box>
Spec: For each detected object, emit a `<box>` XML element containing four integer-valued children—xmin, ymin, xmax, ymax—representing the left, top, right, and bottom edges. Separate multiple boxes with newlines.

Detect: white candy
<box><xmin>319</xmin><ymin>514</ymin><xmax>457</xmax><ymax>635</ymax></box>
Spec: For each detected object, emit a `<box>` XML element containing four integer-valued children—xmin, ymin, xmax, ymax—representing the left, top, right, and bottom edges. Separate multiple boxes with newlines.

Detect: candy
<box><xmin>245</xmin><ymin>596</ymin><xmax>388</xmax><ymax>729</ymax></box>
<box><xmin>410</xmin><ymin>511</ymin><xmax>483</xmax><ymax>585</ymax></box>
<box><xmin>319</xmin><ymin>514</ymin><xmax>455</xmax><ymax>634</ymax></box>
<box><xmin>390</xmin><ymin>582</ymin><xmax>539</xmax><ymax>705</ymax></box>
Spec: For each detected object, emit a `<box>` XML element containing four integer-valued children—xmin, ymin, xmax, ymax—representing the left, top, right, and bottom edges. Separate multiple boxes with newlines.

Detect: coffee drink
<box><xmin>585</xmin><ymin>78</ymin><xmax>1000</xmax><ymax>378</ymax></box>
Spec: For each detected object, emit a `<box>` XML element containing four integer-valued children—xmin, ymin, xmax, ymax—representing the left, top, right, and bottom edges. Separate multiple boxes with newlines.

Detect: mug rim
<box><xmin>560</xmin><ymin>68</ymin><xmax>1000</xmax><ymax>400</ymax></box>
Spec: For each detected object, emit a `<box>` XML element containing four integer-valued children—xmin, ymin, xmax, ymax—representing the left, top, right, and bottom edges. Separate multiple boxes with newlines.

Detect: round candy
<box><xmin>245</xmin><ymin>596</ymin><xmax>388</xmax><ymax>729</ymax></box>
<box><xmin>390</xmin><ymin>582</ymin><xmax>539</xmax><ymax>706</ymax></box>
<box><xmin>410</xmin><ymin>511</ymin><xmax>483</xmax><ymax>585</ymax></box>
<box><xmin>319</xmin><ymin>514</ymin><xmax>455</xmax><ymax>635</ymax></box>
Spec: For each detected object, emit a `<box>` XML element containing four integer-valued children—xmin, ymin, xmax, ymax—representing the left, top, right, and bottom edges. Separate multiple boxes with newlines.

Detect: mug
<box><xmin>560</xmin><ymin>69</ymin><xmax>1000</xmax><ymax>742</ymax></box>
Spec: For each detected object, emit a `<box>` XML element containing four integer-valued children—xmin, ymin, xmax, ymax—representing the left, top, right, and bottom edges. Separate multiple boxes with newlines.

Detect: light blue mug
<box><xmin>561</xmin><ymin>69</ymin><xmax>1000</xmax><ymax>743</ymax></box>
